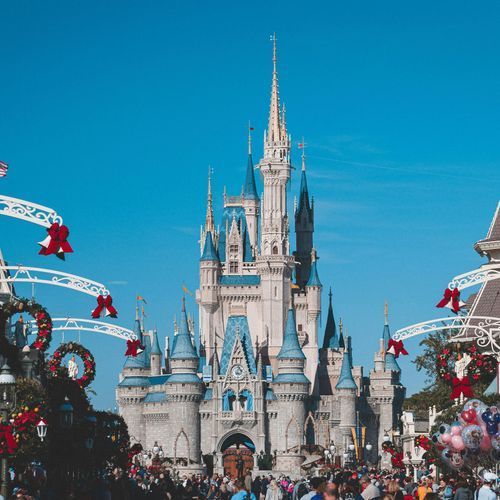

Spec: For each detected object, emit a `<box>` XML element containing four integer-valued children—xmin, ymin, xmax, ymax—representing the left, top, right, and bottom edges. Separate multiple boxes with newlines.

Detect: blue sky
<box><xmin>0</xmin><ymin>1</ymin><xmax>499</xmax><ymax>409</ymax></box>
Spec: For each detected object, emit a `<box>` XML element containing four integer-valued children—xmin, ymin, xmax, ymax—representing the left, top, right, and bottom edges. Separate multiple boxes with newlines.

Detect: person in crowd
<box><xmin>265</xmin><ymin>479</ymin><xmax>283</xmax><ymax>500</ymax></box>
<box><xmin>475</xmin><ymin>473</ymin><xmax>497</xmax><ymax>500</ymax></box>
<box><xmin>232</xmin><ymin>478</ymin><xmax>257</xmax><ymax>499</ymax></box>
<box><xmin>300</xmin><ymin>477</ymin><xmax>325</xmax><ymax>500</ymax></box>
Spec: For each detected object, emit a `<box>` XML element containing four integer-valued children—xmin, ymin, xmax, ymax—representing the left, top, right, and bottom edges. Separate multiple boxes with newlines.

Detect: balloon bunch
<box><xmin>431</xmin><ymin>399</ymin><xmax>499</xmax><ymax>470</ymax></box>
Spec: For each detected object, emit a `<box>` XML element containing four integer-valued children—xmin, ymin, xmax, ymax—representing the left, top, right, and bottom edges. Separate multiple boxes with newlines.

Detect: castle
<box><xmin>117</xmin><ymin>38</ymin><xmax>405</xmax><ymax>475</ymax></box>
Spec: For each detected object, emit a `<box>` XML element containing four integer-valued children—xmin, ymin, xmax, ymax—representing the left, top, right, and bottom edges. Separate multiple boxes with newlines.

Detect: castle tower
<box><xmin>164</xmin><ymin>299</ymin><xmax>203</xmax><ymax>465</ymax></box>
<box><xmin>335</xmin><ymin>348</ymin><xmax>357</xmax><ymax>461</ymax></box>
<box><xmin>256</xmin><ymin>35</ymin><xmax>294</xmax><ymax>351</ymax></box>
<box><xmin>117</xmin><ymin>308</ymin><xmax>149</xmax><ymax>445</ymax></box>
<box><xmin>323</xmin><ymin>288</ymin><xmax>339</xmax><ymax>349</ymax></box>
<box><xmin>369</xmin><ymin>303</ymin><xmax>405</xmax><ymax>455</ymax></box>
<box><xmin>150</xmin><ymin>328</ymin><xmax>162</xmax><ymax>376</ymax></box>
<box><xmin>294</xmin><ymin>147</ymin><xmax>314</xmax><ymax>287</ymax></box>
<box><xmin>243</xmin><ymin>127</ymin><xmax>260</xmax><ymax>248</ymax></box>
<box><xmin>272</xmin><ymin>308</ymin><xmax>309</xmax><ymax>471</ymax></box>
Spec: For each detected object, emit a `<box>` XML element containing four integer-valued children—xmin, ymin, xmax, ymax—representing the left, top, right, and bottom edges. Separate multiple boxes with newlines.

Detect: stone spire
<box><xmin>306</xmin><ymin>249</ymin><xmax>321</xmax><ymax>287</ymax></box>
<box><xmin>268</xmin><ymin>33</ymin><xmax>281</xmax><ymax>144</ymax></box>
<box><xmin>205</xmin><ymin>166</ymin><xmax>215</xmax><ymax>234</ymax></box>
<box><xmin>382</xmin><ymin>302</ymin><xmax>401</xmax><ymax>373</ymax></box>
<box><xmin>323</xmin><ymin>287</ymin><xmax>339</xmax><ymax>349</ymax></box>
<box><xmin>200</xmin><ymin>231</ymin><xmax>218</xmax><ymax>261</ymax></box>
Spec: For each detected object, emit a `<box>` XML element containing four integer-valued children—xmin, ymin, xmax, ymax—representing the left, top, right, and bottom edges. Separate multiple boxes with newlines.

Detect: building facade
<box><xmin>117</xmin><ymin>39</ymin><xmax>406</xmax><ymax>475</ymax></box>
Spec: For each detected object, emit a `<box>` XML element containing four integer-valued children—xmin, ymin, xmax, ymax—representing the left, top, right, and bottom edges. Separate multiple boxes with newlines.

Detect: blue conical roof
<box><xmin>323</xmin><ymin>288</ymin><xmax>339</xmax><ymax>349</ymax></box>
<box><xmin>306</xmin><ymin>258</ymin><xmax>321</xmax><ymax>287</ymax></box>
<box><xmin>277</xmin><ymin>309</ymin><xmax>306</xmax><ymax>359</ymax></box>
<box><xmin>124</xmin><ymin>309</ymin><xmax>147</xmax><ymax>368</ymax></box>
<box><xmin>335</xmin><ymin>351</ymin><xmax>357</xmax><ymax>390</ymax></box>
<box><xmin>244</xmin><ymin>153</ymin><xmax>258</xmax><ymax>200</ymax></box>
<box><xmin>382</xmin><ymin>321</ymin><xmax>400</xmax><ymax>372</ymax></box>
<box><xmin>200</xmin><ymin>231</ymin><xmax>219</xmax><ymax>261</ymax></box>
<box><xmin>296</xmin><ymin>161</ymin><xmax>311</xmax><ymax>218</ymax></box>
<box><xmin>150</xmin><ymin>329</ymin><xmax>161</xmax><ymax>356</ymax></box>
<box><xmin>171</xmin><ymin>300</ymin><xmax>198</xmax><ymax>360</ymax></box>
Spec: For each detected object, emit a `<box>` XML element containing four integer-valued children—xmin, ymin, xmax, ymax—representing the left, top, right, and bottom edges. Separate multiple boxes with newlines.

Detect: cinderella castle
<box><xmin>117</xmin><ymin>38</ymin><xmax>406</xmax><ymax>475</ymax></box>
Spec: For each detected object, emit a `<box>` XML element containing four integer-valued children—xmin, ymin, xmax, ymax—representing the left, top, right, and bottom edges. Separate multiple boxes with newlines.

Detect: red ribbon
<box><xmin>450</xmin><ymin>376</ymin><xmax>474</xmax><ymax>400</ymax></box>
<box><xmin>387</xmin><ymin>339</ymin><xmax>409</xmax><ymax>358</ymax></box>
<box><xmin>91</xmin><ymin>295</ymin><xmax>118</xmax><ymax>319</ymax></box>
<box><xmin>125</xmin><ymin>339</ymin><xmax>144</xmax><ymax>357</ymax></box>
<box><xmin>436</xmin><ymin>287</ymin><xmax>462</xmax><ymax>314</ymax></box>
<box><xmin>0</xmin><ymin>423</ymin><xmax>18</xmax><ymax>455</ymax></box>
<box><xmin>38</xmin><ymin>223</ymin><xmax>73</xmax><ymax>260</ymax></box>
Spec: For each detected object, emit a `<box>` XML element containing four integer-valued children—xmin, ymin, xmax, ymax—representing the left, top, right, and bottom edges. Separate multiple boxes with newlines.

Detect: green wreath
<box><xmin>0</xmin><ymin>298</ymin><xmax>53</xmax><ymax>352</ymax></box>
<box><xmin>437</xmin><ymin>342</ymin><xmax>496</xmax><ymax>383</ymax></box>
<box><xmin>47</xmin><ymin>342</ymin><xmax>96</xmax><ymax>388</ymax></box>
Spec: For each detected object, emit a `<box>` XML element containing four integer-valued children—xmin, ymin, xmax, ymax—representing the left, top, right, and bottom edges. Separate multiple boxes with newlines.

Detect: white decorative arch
<box><xmin>216</xmin><ymin>428</ymin><xmax>257</xmax><ymax>453</ymax></box>
<box><xmin>393</xmin><ymin>315</ymin><xmax>500</xmax><ymax>357</ymax></box>
<box><xmin>28</xmin><ymin>318</ymin><xmax>135</xmax><ymax>340</ymax></box>
<box><xmin>0</xmin><ymin>195</ymin><xmax>63</xmax><ymax>228</ymax></box>
<box><xmin>304</xmin><ymin>412</ymin><xmax>316</xmax><ymax>445</ymax></box>
<box><xmin>448</xmin><ymin>266</ymin><xmax>500</xmax><ymax>291</ymax></box>
<box><xmin>0</xmin><ymin>265</ymin><xmax>109</xmax><ymax>297</ymax></box>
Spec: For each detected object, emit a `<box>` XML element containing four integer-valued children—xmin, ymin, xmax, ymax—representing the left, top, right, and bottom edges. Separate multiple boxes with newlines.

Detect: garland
<box><xmin>414</xmin><ymin>435</ymin><xmax>431</xmax><ymax>451</ymax></box>
<box><xmin>0</xmin><ymin>298</ymin><xmax>52</xmax><ymax>352</ymax></box>
<box><xmin>47</xmin><ymin>342</ymin><xmax>96</xmax><ymax>388</ymax></box>
<box><xmin>437</xmin><ymin>343</ymin><xmax>496</xmax><ymax>383</ymax></box>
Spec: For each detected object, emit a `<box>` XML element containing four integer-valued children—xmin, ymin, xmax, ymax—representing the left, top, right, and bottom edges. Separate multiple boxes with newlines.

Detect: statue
<box><xmin>236</xmin><ymin>452</ymin><xmax>244</xmax><ymax>479</ymax></box>
<box><xmin>14</xmin><ymin>316</ymin><xmax>27</xmax><ymax>348</ymax></box>
<box><xmin>454</xmin><ymin>351</ymin><xmax>472</xmax><ymax>380</ymax></box>
<box><xmin>67</xmin><ymin>355</ymin><xmax>79</xmax><ymax>380</ymax></box>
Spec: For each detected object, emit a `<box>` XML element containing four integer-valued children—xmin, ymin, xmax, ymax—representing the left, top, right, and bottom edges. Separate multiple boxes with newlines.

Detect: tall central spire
<box><xmin>205</xmin><ymin>166</ymin><xmax>214</xmax><ymax>233</ymax></box>
<box><xmin>267</xmin><ymin>33</ymin><xmax>281</xmax><ymax>144</ymax></box>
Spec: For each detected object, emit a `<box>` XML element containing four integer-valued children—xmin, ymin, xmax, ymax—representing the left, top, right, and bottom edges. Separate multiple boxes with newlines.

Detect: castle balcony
<box><xmin>219</xmin><ymin>409</ymin><xmax>257</xmax><ymax>423</ymax></box>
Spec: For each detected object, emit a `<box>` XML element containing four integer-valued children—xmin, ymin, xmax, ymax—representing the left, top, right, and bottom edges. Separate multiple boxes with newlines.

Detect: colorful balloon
<box><xmin>461</xmin><ymin>425</ymin><xmax>483</xmax><ymax>450</ymax></box>
<box><xmin>479</xmin><ymin>433</ymin><xmax>492</xmax><ymax>452</ymax></box>
<box><xmin>463</xmin><ymin>399</ymin><xmax>487</xmax><ymax>416</ymax></box>
<box><xmin>441</xmin><ymin>433</ymin><xmax>452</xmax><ymax>444</ymax></box>
<box><xmin>451</xmin><ymin>423</ymin><xmax>463</xmax><ymax>436</ymax></box>
<box><xmin>481</xmin><ymin>407</ymin><xmax>500</xmax><ymax>436</ymax></box>
<box><xmin>460</xmin><ymin>409</ymin><xmax>477</xmax><ymax>424</ymax></box>
<box><xmin>451</xmin><ymin>435</ymin><xmax>465</xmax><ymax>450</ymax></box>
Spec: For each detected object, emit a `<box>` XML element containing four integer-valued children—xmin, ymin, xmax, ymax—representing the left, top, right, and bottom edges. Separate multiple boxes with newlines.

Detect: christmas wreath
<box><xmin>414</xmin><ymin>435</ymin><xmax>431</xmax><ymax>451</ymax></box>
<box><xmin>0</xmin><ymin>298</ymin><xmax>53</xmax><ymax>352</ymax></box>
<box><xmin>437</xmin><ymin>343</ymin><xmax>496</xmax><ymax>383</ymax></box>
<box><xmin>47</xmin><ymin>342</ymin><xmax>96</xmax><ymax>388</ymax></box>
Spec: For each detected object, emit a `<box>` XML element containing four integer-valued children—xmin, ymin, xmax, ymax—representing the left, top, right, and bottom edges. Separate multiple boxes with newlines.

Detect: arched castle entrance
<box><xmin>219</xmin><ymin>432</ymin><xmax>255</xmax><ymax>479</ymax></box>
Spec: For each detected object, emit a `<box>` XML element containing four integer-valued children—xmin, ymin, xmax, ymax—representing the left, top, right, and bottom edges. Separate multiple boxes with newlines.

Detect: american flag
<box><xmin>0</xmin><ymin>161</ymin><xmax>8</xmax><ymax>177</ymax></box>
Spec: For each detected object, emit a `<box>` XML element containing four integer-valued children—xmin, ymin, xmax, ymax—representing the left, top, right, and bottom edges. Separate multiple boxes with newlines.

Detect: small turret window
<box><xmin>272</xmin><ymin>245</ymin><xmax>279</xmax><ymax>255</ymax></box>
<box><xmin>229</xmin><ymin>244</ymin><xmax>239</xmax><ymax>254</ymax></box>
<box><xmin>229</xmin><ymin>261</ymin><xmax>239</xmax><ymax>273</ymax></box>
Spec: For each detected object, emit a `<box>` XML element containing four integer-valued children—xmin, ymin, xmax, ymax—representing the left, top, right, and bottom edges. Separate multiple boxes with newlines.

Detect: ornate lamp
<box><xmin>152</xmin><ymin>441</ymin><xmax>159</xmax><ymax>455</ymax></box>
<box><xmin>348</xmin><ymin>444</ymin><xmax>355</xmax><ymax>451</ymax></box>
<box><xmin>36</xmin><ymin>418</ymin><xmax>48</xmax><ymax>442</ymax></box>
<box><xmin>365</xmin><ymin>443</ymin><xmax>373</xmax><ymax>451</ymax></box>
<box><xmin>383</xmin><ymin>433</ymin><xmax>391</xmax><ymax>442</ymax></box>
<box><xmin>0</xmin><ymin>363</ymin><xmax>16</xmax><ymax>412</ymax></box>
<box><xmin>58</xmin><ymin>397</ymin><xmax>74</xmax><ymax>429</ymax></box>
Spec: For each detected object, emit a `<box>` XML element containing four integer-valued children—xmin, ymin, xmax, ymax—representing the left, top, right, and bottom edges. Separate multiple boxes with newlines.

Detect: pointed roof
<box><xmin>323</xmin><ymin>288</ymin><xmax>339</xmax><ymax>349</ymax></box>
<box><xmin>200</xmin><ymin>231</ymin><xmax>219</xmax><ymax>261</ymax></box>
<box><xmin>474</xmin><ymin>202</ymin><xmax>500</xmax><ymax>257</ymax></box>
<box><xmin>170</xmin><ymin>299</ymin><xmax>198</xmax><ymax>360</ymax></box>
<box><xmin>124</xmin><ymin>308</ymin><xmax>147</xmax><ymax>369</ymax></box>
<box><xmin>267</xmin><ymin>33</ymin><xmax>281</xmax><ymax>143</ymax></box>
<box><xmin>306</xmin><ymin>249</ymin><xmax>322</xmax><ymax>287</ymax></box>
<box><xmin>296</xmin><ymin>148</ymin><xmax>311</xmax><ymax>218</ymax></box>
<box><xmin>219</xmin><ymin>316</ymin><xmax>257</xmax><ymax>375</ymax></box>
<box><xmin>338</xmin><ymin>318</ymin><xmax>345</xmax><ymax>349</ymax></box>
<box><xmin>277</xmin><ymin>308</ymin><xmax>306</xmax><ymax>359</ymax></box>
<box><xmin>150</xmin><ymin>329</ymin><xmax>161</xmax><ymax>356</ymax></box>
<box><xmin>335</xmin><ymin>350</ymin><xmax>357</xmax><ymax>390</ymax></box>
<box><xmin>244</xmin><ymin>130</ymin><xmax>258</xmax><ymax>199</ymax></box>
<box><xmin>382</xmin><ymin>302</ymin><xmax>400</xmax><ymax>372</ymax></box>
<box><xmin>204</xmin><ymin>166</ymin><xmax>215</xmax><ymax>233</ymax></box>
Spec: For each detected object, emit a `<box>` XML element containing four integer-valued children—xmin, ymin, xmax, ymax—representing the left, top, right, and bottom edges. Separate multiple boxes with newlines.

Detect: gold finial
<box><xmin>299</xmin><ymin>137</ymin><xmax>306</xmax><ymax>171</ymax></box>
<box><xmin>384</xmin><ymin>301</ymin><xmax>389</xmax><ymax>325</ymax></box>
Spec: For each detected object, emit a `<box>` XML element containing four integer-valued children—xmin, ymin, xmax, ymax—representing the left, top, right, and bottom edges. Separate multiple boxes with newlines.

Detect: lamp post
<box><xmin>59</xmin><ymin>397</ymin><xmax>74</xmax><ymax>429</ymax></box>
<box><xmin>0</xmin><ymin>363</ymin><xmax>16</xmax><ymax>499</ymax></box>
<box><xmin>36</xmin><ymin>418</ymin><xmax>48</xmax><ymax>442</ymax></box>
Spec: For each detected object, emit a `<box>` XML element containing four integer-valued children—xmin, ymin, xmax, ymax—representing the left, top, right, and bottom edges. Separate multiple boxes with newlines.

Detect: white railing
<box><xmin>28</xmin><ymin>317</ymin><xmax>135</xmax><ymax>340</ymax></box>
<box><xmin>448</xmin><ymin>266</ymin><xmax>500</xmax><ymax>291</ymax></box>
<box><xmin>0</xmin><ymin>265</ymin><xmax>109</xmax><ymax>297</ymax></box>
<box><xmin>0</xmin><ymin>195</ymin><xmax>63</xmax><ymax>228</ymax></box>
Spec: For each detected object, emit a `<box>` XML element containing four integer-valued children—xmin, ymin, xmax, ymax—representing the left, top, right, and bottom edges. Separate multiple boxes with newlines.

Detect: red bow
<box><xmin>91</xmin><ymin>295</ymin><xmax>118</xmax><ymax>319</ymax></box>
<box><xmin>38</xmin><ymin>223</ymin><xmax>73</xmax><ymax>260</ymax></box>
<box><xmin>125</xmin><ymin>339</ymin><xmax>145</xmax><ymax>357</ymax></box>
<box><xmin>436</xmin><ymin>287</ymin><xmax>463</xmax><ymax>314</ymax></box>
<box><xmin>0</xmin><ymin>423</ymin><xmax>18</xmax><ymax>455</ymax></box>
<box><xmin>387</xmin><ymin>339</ymin><xmax>408</xmax><ymax>358</ymax></box>
<box><xmin>450</xmin><ymin>376</ymin><xmax>474</xmax><ymax>400</ymax></box>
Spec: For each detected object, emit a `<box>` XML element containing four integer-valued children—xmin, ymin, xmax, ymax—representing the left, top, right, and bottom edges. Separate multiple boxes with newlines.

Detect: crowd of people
<box><xmin>4</xmin><ymin>465</ymin><xmax>498</xmax><ymax>499</ymax></box>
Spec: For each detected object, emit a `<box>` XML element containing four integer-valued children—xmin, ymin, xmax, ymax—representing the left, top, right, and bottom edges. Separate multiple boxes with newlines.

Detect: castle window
<box><xmin>229</xmin><ymin>244</ymin><xmax>239</xmax><ymax>254</ymax></box>
<box><xmin>298</xmin><ymin>324</ymin><xmax>303</xmax><ymax>332</ymax></box>
<box><xmin>229</xmin><ymin>261</ymin><xmax>239</xmax><ymax>273</ymax></box>
<box><xmin>272</xmin><ymin>245</ymin><xmax>279</xmax><ymax>255</ymax></box>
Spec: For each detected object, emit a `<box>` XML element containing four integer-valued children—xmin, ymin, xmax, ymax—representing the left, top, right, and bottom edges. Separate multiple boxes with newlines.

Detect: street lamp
<box><xmin>59</xmin><ymin>397</ymin><xmax>74</xmax><ymax>429</ymax></box>
<box><xmin>383</xmin><ymin>433</ymin><xmax>391</xmax><ymax>442</ymax></box>
<box><xmin>152</xmin><ymin>441</ymin><xmax>159</xmax><ymax>455</ymax></box>
<box><xmin>0</xmin><ymin>363</ymin><xmax>16</xmax><ymax>499</ymax></box>
<box><xmin>36</xmin><ymin>418</ymin><xmax>48</xmax><ymax>442</ymax></box>
<box><xmin>365</xmin><ymin>443</ymin><xmax>373</xmax><ymax>452</ymax></box>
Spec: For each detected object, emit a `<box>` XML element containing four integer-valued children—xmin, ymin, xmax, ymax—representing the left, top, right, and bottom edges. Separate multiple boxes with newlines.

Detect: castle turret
<box><xmin>164</xmin><ymin>299</ymin><xmax>203</xmax><ymax>466</ymax></box>
<box><xmin>272</xmin><ymin>308</ymin><xmax>309</xmax><ymax>470</ymax></box>
<box><xmin>150</xmin><ymin>328</ymin><xmax>162</xmax><ymax>376</ymax></box>
<box><xmin>243</xmin><ymin>127</ymin><xmax>260</xmax><ymax>248</ymax></box>
<box><xmin>335</xmin><ymin>347</ymin><xmax>357</xmax><ymax>462</ymax></box>
<box><xmin>323</xmin><ymin>288</ymin><xmax>339</xmax><ymax>349</ymax></box>
<box><xmin>294</xmin><ymin>146</ymin><xmax>314</xmax><ymax>287</ymax></box>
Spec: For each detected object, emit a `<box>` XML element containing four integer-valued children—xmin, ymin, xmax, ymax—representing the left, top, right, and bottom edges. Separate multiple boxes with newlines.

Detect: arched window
<box><xmin>222</xmin><ymin>389</ymin><xmax>236</xmax><ymax>411</ymax></box>
<box><xmin>238</xmin><ymin>389</ymin><xmax>254</xmax><ymax>411</ymax></box>
<box><xmin>272</xmin><ymin>245</ymin><xmax>279</xmax><ymax>255</ymax></box>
